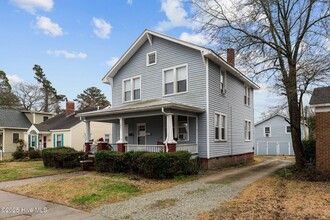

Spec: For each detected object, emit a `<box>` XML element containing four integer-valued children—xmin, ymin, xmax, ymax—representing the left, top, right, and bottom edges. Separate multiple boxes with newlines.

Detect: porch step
<box><xmin>80</xmin><ymin>160</ymin><xmax>94</xmax><ymax>171</ymax></box>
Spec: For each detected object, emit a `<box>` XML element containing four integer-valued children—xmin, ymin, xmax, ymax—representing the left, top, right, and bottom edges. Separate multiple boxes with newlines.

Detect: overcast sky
<box><xmin>0</xmin><ymin>0</ymin><xmax>301</xmax><ymax>121</ymax></box>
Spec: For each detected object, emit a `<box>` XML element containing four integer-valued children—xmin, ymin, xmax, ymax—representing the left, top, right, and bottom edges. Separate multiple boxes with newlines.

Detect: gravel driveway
<box><xmin>93</xmin><ymin>158</ymin><xmax>291</xmax><ymax>220</ymax></box>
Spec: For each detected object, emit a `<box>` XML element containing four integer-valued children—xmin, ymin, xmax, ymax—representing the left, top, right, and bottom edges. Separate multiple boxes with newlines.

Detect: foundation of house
<box><xmin>200</xmin><ymin>152</ymin><xmax>254</xmax><ymax>169</ymax></box>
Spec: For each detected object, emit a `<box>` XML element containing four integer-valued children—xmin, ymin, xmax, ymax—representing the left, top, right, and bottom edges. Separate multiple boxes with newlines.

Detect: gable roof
<box><xmin>33</xmin><ymin>108</ymin><xmax>97</xmax><ymax>132</ymax></box>
<box><xmin>255</xmin><ymin>114</ymin><xmax>290</xmax><ymax>126</ymax></box>
<box><xmin>309</xmin><ymin>86</ymin><xmax>330</xmax><ymax>106</ymax></box>
<box><xmin>0</xmin><ymin>109</ymin><xmax>32</xmax><ymax>129</ymax></box>
<box><xmin>102</xmin><ymin>29</ymin><xmax>259</xmax><ymax>90</ymax></box>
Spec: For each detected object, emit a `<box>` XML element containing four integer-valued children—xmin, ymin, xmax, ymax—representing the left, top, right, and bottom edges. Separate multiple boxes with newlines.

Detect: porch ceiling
<box><xmin>77</xmin><ymin>99</ymin><xmax>205</xmax><ymax>120</ymax></box>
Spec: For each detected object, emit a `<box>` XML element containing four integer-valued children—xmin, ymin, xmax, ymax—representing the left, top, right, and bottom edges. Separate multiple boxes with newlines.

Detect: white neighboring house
<box><xmin>254</xmin><ymin>114</ymin><xmax>308</xmax><ymax>155</ymax></box>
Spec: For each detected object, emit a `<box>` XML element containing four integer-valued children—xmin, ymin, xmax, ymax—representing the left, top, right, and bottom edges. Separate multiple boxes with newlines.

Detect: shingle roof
<box><xmin>0</xmin><ymin>109</ymin><xmax>32</xmax><ymax>129</ymax></box>
<box><xmin>35</xmin><ymin>108</ymin><xmax>96</xmax><ymax>131</ymax></box>
<box><xmin>309</xmin><ymin>86</ymin><xmax>330</xmax><ymax>105</ymax></box>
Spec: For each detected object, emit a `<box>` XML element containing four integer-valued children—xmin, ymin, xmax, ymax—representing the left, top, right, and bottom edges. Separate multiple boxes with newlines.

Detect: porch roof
<box><xmin>77</xmin><ymin>99</ymin><xmax>205</xmax><ymax>118</ymax></box>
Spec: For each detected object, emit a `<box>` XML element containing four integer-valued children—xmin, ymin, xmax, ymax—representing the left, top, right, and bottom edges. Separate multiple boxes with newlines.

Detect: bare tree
<box><xmin>192</xmin><ymin>0</ymin><xmax>330</xmax><ymax>169</ymax></box>
<box><xmin>13</xmin><ymin>83</ymin><xmax>44</xmax><ymax>111</ymax></box>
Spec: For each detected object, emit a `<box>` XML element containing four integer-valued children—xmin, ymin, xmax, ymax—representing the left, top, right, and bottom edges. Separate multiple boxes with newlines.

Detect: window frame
<box><xmin>122</xmin><ymin>75</ymin><xmax>141</xmax><ymax>103</ymax></box>
<box><xmin>244</xmin><ymin>120</ymin><xmax>252</xmax><ymax>141</ymax></box>
<box><xmin>264</xmin><ymin>126</ymin><xmax>271</xmax><ymax>137</ymax></box>
<box><xmin>56</xmin><ymin>134</ymin><xmax>63</xmax><ymax>147</ymax></box>
<box><xmin>215</xmin><ymin>112</ymin><xmax>227</xmax><ymax>141</ymax></box>
<box><xmin>104</xmin><ymin>134</ymin><xmax>110</xmax><ymax>143</ymax></box>
<box><xmin>146</xmin><ymin>51</ymin><xmax>157</xmax><ymax>66</ymax></box>
<box><xmin>12</xmin><ymin>133</ymin><xmax>19</xmax><ymax>143</ymax></box>
<box><xmin>162</xmin><ymin>64</ymin><xmax>188</xmax><ymax>96</ymax></box>
<box><xmin>244</xmin><ymin>85</ymin><xmax>251</xmax><ymax>107</ymax></box>
<box><xmin>285</xmin><ymin>126</ymin><xmax>291</xmax><ymax>134</ymax></box>
<box><xmin>220</xmin><ymin>70</ymin><xmax>227</xmax><ymax>95</ymax></box>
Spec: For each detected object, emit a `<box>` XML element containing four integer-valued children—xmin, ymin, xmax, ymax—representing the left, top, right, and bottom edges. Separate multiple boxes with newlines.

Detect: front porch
<box><xmin>79</xmin><ymin>99</ymin><xmax>204</xmax><ymax>155</ymax></box>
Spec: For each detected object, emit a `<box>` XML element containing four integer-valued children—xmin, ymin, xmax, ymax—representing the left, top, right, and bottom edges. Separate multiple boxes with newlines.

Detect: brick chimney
<box><xmin>227</xmin><ymin>48</ymin><xmax>235</xmax><ymax>67</ymax></box>
<box><xmin>66</xmin><ymin>101</ymin><xmax>75</xmax><ymax>116</ymax></box>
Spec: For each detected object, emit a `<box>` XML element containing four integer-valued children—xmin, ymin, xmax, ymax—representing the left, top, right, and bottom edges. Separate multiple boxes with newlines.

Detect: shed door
<box><xmin>137</xmin><ymin>123</ymin><xmax>146</xmax><ymax>145</ymax></box>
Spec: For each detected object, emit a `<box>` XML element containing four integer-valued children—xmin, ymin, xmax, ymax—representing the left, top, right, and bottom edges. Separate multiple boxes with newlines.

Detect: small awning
<box><xmin>77</xmin><ymin>99</ymin><xmax>205</xmax><ymax>119</ymax></box>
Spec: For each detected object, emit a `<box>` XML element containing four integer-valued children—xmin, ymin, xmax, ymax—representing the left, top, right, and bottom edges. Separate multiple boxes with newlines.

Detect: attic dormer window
<box><xmin>146</xmin><ymin>51</ymin><xmax>157</xmax><ymax>66</ymax></box>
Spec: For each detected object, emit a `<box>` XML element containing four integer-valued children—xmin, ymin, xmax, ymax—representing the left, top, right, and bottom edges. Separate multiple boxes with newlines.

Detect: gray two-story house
<box><xmin>78</xmin><ymin>30</ymin><xmax>259</xmax><ymax>168</ymax></box>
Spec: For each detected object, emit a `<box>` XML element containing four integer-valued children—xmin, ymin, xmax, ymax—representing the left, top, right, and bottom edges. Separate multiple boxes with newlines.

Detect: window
<box><xmin>264</xmin><ymin>127</ymin><xmax>271</xmax><ymax>137</ymax></box>
<box><xmin>13</xmin><ymin>133</ymin><xmax>19</xmax><ymax>143</ymax></box>
<box><xmin>146</xmin><ymin>51</ymin><xmax>157</xmax><ymax>66</ymax></box>
<box><xmin>245</xmin><ymin>120</ymin><xmax>251</xmax><ymax>141</ymax></box>
<box><xmin>178</xmin><ymin>116</ymin><xmax>189</xmax><ymax>141</ymax></box>
<box><xmin>286</xmin><ymin>126</ymin><xmax>291</xmax><ymax>133</ymax></box>
<box><xmin>244</xmin><ymin>85</ymin><xmax>251</xmax><ymax>106</ymax></box>
<box><xmin>56</xmin><ymin>134</ymin><xmax>63</xmax><ymax>147</ymax></box>
<box><xmin>105</xmin><ymin>134</ymin><xmax>110</xmax><ymax>143</ymax></box>
<box><xmin>163</xmin><ymin>64</ymin><xmax>187</xmax><ymax>95</ymax></box>
<box><xmin>220</xmin><ymin>70</ymin><xmax>226</xmax><ymax>94</ymax></box>
<box><xmin>164</xmin><ymin>115</ymin><xmax>189</xmax><ymax>141</ymax></box>
<box><xmin>215</xmin><ymin>113</ymin><xmax>227</xmax><ymax>141</ymax></box>
<box><xmin>43</xmin><ymin>116</ymin><xmax>49</xmax><ymax>122</ymax></box>
<box><xmin>123</xmin><ymin>76</ymin><xmax>141</xmax><ymax>102</ymax></box>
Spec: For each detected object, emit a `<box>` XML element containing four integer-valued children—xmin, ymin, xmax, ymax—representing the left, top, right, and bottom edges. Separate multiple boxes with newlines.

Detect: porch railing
<box><xmin>126</xmin><ymin>144</ymin><xmax>165</xmax><ymax>152</ymax></box>
<box><xmin>176</xmin><ymin>144</ymin><xmax>198</xmax><ymax>154</ymax></box>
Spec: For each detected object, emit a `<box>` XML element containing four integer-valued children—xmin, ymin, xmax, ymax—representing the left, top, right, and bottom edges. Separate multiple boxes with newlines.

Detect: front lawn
<box><xmin>4</xmin><ymin>173</ymin><xmax>194</xmax><ymax>211</ymax></box>
<box><xmin>197</xmin><ymin>166</ymin><xmax>330</xmax><ymax>219</ymax></box>
<box><xmin>0</xmin><ymin>160</ymin><xmax>79</xmax><ymax>182</ymax></box>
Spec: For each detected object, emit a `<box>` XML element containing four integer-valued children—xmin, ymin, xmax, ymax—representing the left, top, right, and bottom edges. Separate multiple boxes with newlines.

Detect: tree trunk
<box><xmin>44</xmin><ymin>88</ymin><xmax>49</xmax><ymax>112</ymax></box>
<box><xmin>285</xmin><ymin>66</ymin><xmax>306</xmax><ymax>170</ymax></box>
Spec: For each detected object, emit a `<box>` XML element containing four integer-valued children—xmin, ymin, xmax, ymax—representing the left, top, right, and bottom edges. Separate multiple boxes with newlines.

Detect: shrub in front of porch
<box><xmin>95</xmin><ymin>150</ymin><xmax>199</xmax><ymax>179</ymax></box>
<box><xmin>42</xmin><ymin>147</ymin><xmax>84</xmax><ymax>168</ymax></box>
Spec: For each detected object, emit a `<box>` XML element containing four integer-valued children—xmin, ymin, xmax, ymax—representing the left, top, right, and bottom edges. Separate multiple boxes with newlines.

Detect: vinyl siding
<box><xmin>208</xmin><ymin>60</ymin><xmax>254</xmax><ymax>158</ymax></box>
<box><xmin>111</xmin><ymin>36</ymin><xmax>208</xmax><ymax>157</ymax></box>
<box><xmin>254</xmin><ymin>115</ymin><xmax>306</xmax><ymax>155</ymax></box>
<box><xmin>2</xmin><ymin>129</ymin><xmax>25</xmax><ymax>153</ymax></box>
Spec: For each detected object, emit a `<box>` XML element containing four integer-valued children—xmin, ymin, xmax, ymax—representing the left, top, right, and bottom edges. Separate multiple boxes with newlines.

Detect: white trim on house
<box><xmin>314</xmin><ymin>106</ymin><xmax>330</xmax><ymax>113</ymax></box>
<box><xmin>162</xmin><ymin>63</ymin><xmax>188</xmax><ymax>97</ymax></box>
<box><xmin>285</xmin><ymin>125</ymin><xmax>291</xmax><ymax>134</ymax></box>
<box><xmin>102</xmin><ymin>29</ymin><xmax>259</xmax><ymax>90</ymax></box>
<box><xmin>146</xmin><ymin>51</ymin><xmax>157</xmax><ymax>66</ymax></box>
<box><xmin>122</xmin><ymin>75</ymin><xmax>141</xmax><ymax>103</ymax></box>
<box><xmin>244</xmin><ymin>119</ymin><xmax>252</xmax><ymax>141</ymax></box>
<box><xmin>264</xmin><ymin>126</ymin><xmax>271</xmax><ymax>137</ymax></box>
<box><xmin>0</xmin><ymin>127</ymin><xmax>29</xmax><ymax>130</ymax></box>
<box><xmin>206</xmin><ymin>58</ymin><xmax>210</xmax><ymax>159</ymax></box>
<box><xmin>214</xmin><ymin>112</ymin><xmax>227</xmax><ymax>142</ymax></box>
<box><xmin>220</xmin><ymin>69</ymin><xmax>227</xmax><ymax>95</ymax></box>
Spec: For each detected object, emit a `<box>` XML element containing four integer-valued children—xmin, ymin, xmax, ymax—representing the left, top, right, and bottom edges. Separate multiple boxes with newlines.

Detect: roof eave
<box><xmin>204</xmin><ymin>52</ymin><xmax>259</xmax><ymax>90</ymax></box>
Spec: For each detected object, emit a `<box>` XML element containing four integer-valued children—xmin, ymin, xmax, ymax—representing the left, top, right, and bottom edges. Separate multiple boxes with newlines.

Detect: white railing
<box><xmin>126</xmin><ymin>144</ymin><xmax>165</xmax><ymax>152</ymax></box>
<box><xmin>176</xmin><ymin>144</ymin><xmax>198</xmax><ymax>154</ymax></box>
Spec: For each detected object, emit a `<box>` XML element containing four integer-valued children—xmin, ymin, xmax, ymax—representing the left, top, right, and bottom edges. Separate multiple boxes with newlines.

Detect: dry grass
<box><xmin>196</xmin><ymin>167</ymin><xmax>330</xmax><ymax>220</ymax></box>
<box><xmin>0</xmin><ymin>160</ymin><xmax>77</xmax><ymax>182</ymax></box>
<box><xmin>5</xmin><ymin>172</ymin><xmax>191</xmax><ymax>211</ymax></box>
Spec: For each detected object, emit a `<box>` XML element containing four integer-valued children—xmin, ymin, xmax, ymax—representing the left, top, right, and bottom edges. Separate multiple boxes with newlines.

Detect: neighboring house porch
<box><xmin>78</xmin><ymin>99</ymin><xmax>203</xmax><ymax>154</ymax></box>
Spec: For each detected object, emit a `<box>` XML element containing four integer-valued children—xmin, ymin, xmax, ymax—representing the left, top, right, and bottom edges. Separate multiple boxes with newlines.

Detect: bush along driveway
<box><xmin>92</xmin><ymin>158</ymin><xmax>291</xmax><ymax>220</ymax></box>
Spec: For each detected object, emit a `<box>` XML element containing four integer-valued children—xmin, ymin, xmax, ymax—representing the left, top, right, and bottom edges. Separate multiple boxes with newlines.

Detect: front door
<box><xmin>0</xmin><ymin>133</ymin><xmax>3</xmax><ymax>150</ymax></box>
<box><xmin>137</xmin><ymin>123</ymin><xmax>146</xmax><ymax>145</ymax></box>
<box><xmin>43</xmin><ymin>135</ymin><xmax>47</xmax><ymax>148</ymax></box>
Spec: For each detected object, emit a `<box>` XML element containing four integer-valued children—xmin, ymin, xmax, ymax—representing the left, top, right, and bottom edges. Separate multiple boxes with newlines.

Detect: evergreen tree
<box><xmin>75</xmin><ymin>87</ymin><xmax>110</xmax><ymax>110</ymax></box>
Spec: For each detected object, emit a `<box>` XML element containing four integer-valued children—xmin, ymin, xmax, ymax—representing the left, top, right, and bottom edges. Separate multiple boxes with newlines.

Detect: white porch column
<box><xmin>85</xmin><ymin>120</ymin><xmax>91</xmax><ymax>142</ymax></box>
<box><xmin>117</xmin><ymin>117</ymin><xmax>127</xmax><ymax>143</ymax></box>
<box><xmin>164</xmin><ymin>114</ymin><xmax>176</xmax><ymax>144</ymax></box>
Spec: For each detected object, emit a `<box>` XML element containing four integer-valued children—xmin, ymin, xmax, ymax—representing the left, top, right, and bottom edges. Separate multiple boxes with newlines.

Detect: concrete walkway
<box><xmin>0</xmin><ymin>191</ymin><xmax>108</xmax><ymax>219</ymax></box>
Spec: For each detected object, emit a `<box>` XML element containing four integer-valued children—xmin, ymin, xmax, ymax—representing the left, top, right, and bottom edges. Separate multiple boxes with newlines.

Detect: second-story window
<box><xmin>244</xmin><ymin>85</ymin><xmax>251</xmax><ymax>106</ymax></box>
<box><xmin>220</xmin><ymin>70</ymin><xmax>226</xmax><ymax>95</ymax></box>
<box><xmin>123</xmin><ymin>76</ymin><xmax>141</xmax><ymax>102</ymax></box>
<box><xmin>163</xmin><ymin>64</ymin><xmax>188</xmax><ymax>96</ymax></box>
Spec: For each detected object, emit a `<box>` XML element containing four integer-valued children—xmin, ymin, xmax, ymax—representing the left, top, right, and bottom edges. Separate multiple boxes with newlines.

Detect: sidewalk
<box><xmin>0</xmin><ymin>190</ymin><xmax>108</xmax><ymax>220</ymax></box>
